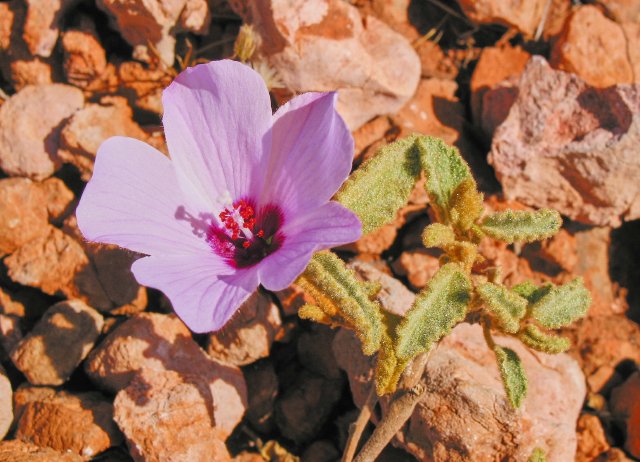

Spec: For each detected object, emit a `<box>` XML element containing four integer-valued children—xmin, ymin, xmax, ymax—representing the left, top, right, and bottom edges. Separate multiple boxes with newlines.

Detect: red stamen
<box><xmin>257</xmin><ymin>230</ymin><xmax>265</xmax><ymax>238</ymax></box>
<box><xmin>242</xmin><ymin>241</ymin><xmax>250</xmax><ymax>249</ymax></box>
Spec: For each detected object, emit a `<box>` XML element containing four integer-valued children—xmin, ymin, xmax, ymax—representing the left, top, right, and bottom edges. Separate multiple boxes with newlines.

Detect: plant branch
<box><xmin>353</xmin><ymin>383</ymin><xmax>425</xmax><ymax>462</ymax></box>
<box><xmin>341</xmin><ymin>385</ymin><xmax>378</xmax><ymax>462</ymax></box>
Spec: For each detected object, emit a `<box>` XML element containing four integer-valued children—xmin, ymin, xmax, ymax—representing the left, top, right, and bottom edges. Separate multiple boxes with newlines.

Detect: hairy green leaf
<box><xmin>421</xmin><ymin>223</ymin><xmax>455</xmax><ymax>248</ymax></box>
<box><xmin>396</xmin><ymin>263</ymin><xmax>471</xmax><ymax>361</ymax></box>
<box><xmin>518</xmin><ymin>324</ymin><xmax>571</xmax><ymax>354</ymax></box>
<box><xmin>416</xmin><ymin>136</ymin><xmax>473</xmax><ymax>224</ymax></box>
<box><xmin>479</xmin><ymin>209</ymin><xmax>562</xmax><ymax>243</ymax></box>
<box><xmin>335</xmin><ymin>135</ymin><xmax>421</xmax><ymax>234</ymax></box>
<box><xmin>375</xmin><ymin>311</ymin><xmax>408</xmax><ymax>396</ymax></box>
<box><xmin>298</xmin><ymin>304</ymin><xmax>337</xmax><ymax>327</ymax></box>
<box><xmin>528</xmin><ymin>448</ymin><xmax>547</xmax><ymax>462</ymax></box>
<box><xmin>494</xmin><ymin>345</ymin><xmax>528</xmax><ymax>408</ymax></box>
<box><xmin>442</xmin><ymin>241</ymin><xmax>477</xmax><ymax>273</ymax></box>
<box><xmin>530</xmin><ymin>278</ymin><xmax>591</xmax><ymax>328</ymax></box>
<box><xmin>511</xmin><ymin>281</ymin><xmax>553</xmax><ymax>304</ymax></box>
<box><xmin>477</xmin><ymin>283</ymin><xmax>527</xmax><ymax>334</ymax></box>
<box><xmin>298</xmin><ymin>252</ymin><xmax>383</xmax><ymax>354</ymax></box>
<box><xmin>449</xmin><ymin>178</ymin><xmax>484</xmax><ymax>231</ymax></box>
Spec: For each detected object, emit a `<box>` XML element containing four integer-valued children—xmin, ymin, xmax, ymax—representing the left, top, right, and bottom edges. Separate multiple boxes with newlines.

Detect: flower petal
<box><xmin>261</xmin><ymin>92</ymin><xmax>354</xmax><ymax>216</ymax></box>
<box><xmin>76</xmin><ymin>136</ymin><xmax>210</xmax><ymax>256</ymax></box>
<box><xmin>258</xmin><ymin>201</ymin><xmax>362</xmax><ymax>291</ymax></box>
<box><xmin>162</xmin><ymin>60</ymin><xmax>273</xmax><ymax>210</ymax></box>
<box><xmin>132</xmin><ymin>254</ymin><xmax>258</xmax><ymax>333</ymax></box>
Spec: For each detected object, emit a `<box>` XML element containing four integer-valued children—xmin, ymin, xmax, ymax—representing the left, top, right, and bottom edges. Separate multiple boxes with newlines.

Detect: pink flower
<box><xmin>76</xmin><ymin>60</ymin><xmax>361</xmax><ymax>332</ymax></box>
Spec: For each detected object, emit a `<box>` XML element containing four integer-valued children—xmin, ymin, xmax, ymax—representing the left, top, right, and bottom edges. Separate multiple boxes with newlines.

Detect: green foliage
<box><xmin>442</xmin><ymin>241</ymin><xmax>477</xmax><ymax>273</ymax></box>
<box><xmin>335</xmin><ymin>135</ymin><xmax>421</xmax><ymax>235</ymax></box>
<box><xmin>528</xmin><ymin>448</ymin><xmax>547</xmax><ymax>462</ymax></box>
<box><xmin>493</xmin><ymin>345</ymin><xmax>528</xmax><ymax>408</ymax></box>
<box><xmin>449</xmin><ymin>178</ymin><xmax>484</xmax><ymax>231</ymax></box>
<box><xmin>477</xmin><ymin>283</ymin><xmax>528</xmax><ymax>334</ymax></box>
<box><xmin>530</xmin><ymin>278</ymin><xmax>591</xmax><ymax>328</ymax></box>
<box><xmin>375</xmin><ymin>311</ymin><xmax>408</xmax><ymax>396</ymax></box>
<box><xmin>396</xmin><ymin>263</ymin><xmax>471</xmax><ymax>361</ymax></box>
<box><xmin>479</xmin><ymin>209</ymin><xmax>562</xmax><ymax>243</ymax></box>
<box><xmin>422</xmin><ymin>223</ymin><xmax>455</xmax><ymax>248</ymax></box>
<box><xmin>518</xmin><ymin>324</ymin><xmax>571</xmax><ymax>354</ymax></box>
<box><xmin>297</xmin><ymin>252</ymin><xmax>382</xmax><ymax>355</ymax></box>
<box><xmin>417</xmin><ymin>136</ymin><xmax>473</xmax><ymax>224</ymax></box>
<box><xmin>511</xmin><ymin>281</ymin><xmax>553</xmax><ymax>305</ymax></box>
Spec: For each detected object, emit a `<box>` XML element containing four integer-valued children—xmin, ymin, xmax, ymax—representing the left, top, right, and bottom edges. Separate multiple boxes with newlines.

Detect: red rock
<box><xmin>415</xmin><ymin>39</ymin><xmax>458</xmax><ymax>80</ymax></box>
<box><xmin>551</xmin><ymin>6</ymin><xmax>634</xmax><ymax>88</ymax></box>
<box><xmin>0</xmin><ymin>286</ymin><xmax>47</xmax><ymax>320</ymax></box>
<box><xmin>576</xmin><ymin>413</ymin><xmax>610</xmax><ymax>461</ymax></box>
<box><xmin>117</xmin><ymin>61</ymin><xmax>169</xmax><ymax>114</ymax></box>
<box><xmin>5</xmin><ymin>226</ymin><xmax>111</xmax><ymax>308</ymax></box>
<box><xmin>7</xmin><ymin>59</ymin><xmax>54</xmax><ymax>90</ymax></box>
<box><xmin>61</xmin><ymin>29</ymin><xmax>108</xmax><ymax>89</ymax></box>
<box><xmin>489</xmin><ymin>57</ymin><xmax>640</xmax><ymax>227</ymax></box>
<box><xmin>301</xmin><ymin>440</ymin><xmax>339</xmax><ymax>462</ymax></box>
<box><xmin>391</xmin><ymin>249</ymin><xmax>441</xmax><ymax>290</ymax></box>
<box><xmin>114</xmin><ymin>368</ymin><xmax>232</xmax><ymax>462</ymax></box>
<box><xmin>275</xmin><ymin>283</ymin><xmax>315</xmax><ymax>317</ymax></box>
<box><xmin>275</xmin><ymin>369</ymin><xmax>344</xmax><ymax>444</ymax></box>
<box><xmin>0</xmin><ymin>84</ymin><xmax>84</xmax><ymax>180</ymax></box>
<box><xmin>39</xmin><ymin>177</ymin><xmax>74</xmax><ymax>223</ymax></box>
<box><xmin>58</xmin><ymin>97</ymin><xmax>149</xmax><ymax>180</ymax></box>
<box><xmin>231</xmin><ymin>0</ymin><xmax>420</xmax><ymax>130</ymax></box>
<box><xmin>537</xmin><ymin>228</ymin><xmax>577</xmax><ymax>273</ymax></box>
<box><xmin>14</xmin><ymin>387</ymin><xmax>122</xmax><ymax>457</ymax></box>
<box><xmin>244</xmin><ymin>359</ymin><xmax>278</xmax><ymax>433</ymax></box>
<box><xmin>350</xmin><ymin>260</ymin><xmax>415</xmax><ymax>317</ymax></box>
<box><xmin>0</xmin><ymin>440</ymin><xmax>84</xmax><ymax>462</ymax></box>
<box><xmin>0</xmin><ymin>313</ymin><xmax>22</xmax><ymax>360</ymax></box>
<box><xmin>10</xmin><ymin>300</ymin><xmax>104</xmax><ymax>385</ymax></box>
<box><xmin>85</xmin><ymin>312</ymin><xmax>247</xmax><ymax>437</ymax></box>
<box><xmin>601</xmin><ymin>0</ymin><xmax>640</xmax><ymax>23</ymax></box>
<box><xmin>0</xmin><ymin>177</ymin><xmax>49</xmax><ymax>256</ymax></box>
<box><xmin>22</xmin><ymin>0</ymin><xmax>75</xmax><ymax>58</ymax></box>
<box><xmin>297</xmin><ymin>325</ymin><xmax>341</xmax><ymax>379</ymax></box>
<box><xmin>611</xmin><ymin>371</ymin><xmax>640</xmax><ymax>458</ymax></box>
<box><xmin>207</xmin><ymin>291</ymin><xmax>281</xmax><ymax>366</ymax></box>
<box><xmin>97</xmin><ymin>0</ymin><xmax>210</xmax><ymax>64</ymax></box>
<box><xmin>0</xmin><ymin>364</ymin><xmax>11</xmax><ymax>440</ymax></box>
<box><xmin>0</xmin><ymin>2</ymin><xmax>13</xmax><ymax>51</ymax></box>
<box><xmin>470</xmin><ymin>45</ymin><xmax>531</xmax><ymax>137</ymax></box>
<box><xmin>352</xmin><ymin>116</ymin><xmax>393</xmax><ymax>163</ymax></box>
<box><xmin>457</xmin><ymin>0</ymin><xmax>549</xmax><ymax>37</ymax></box>
<box><xmin>595</xmin><ymin>448</ymin><xmax>634</xmax><ymax>462</ymax></box>
<box><xmin>394</xmin><ymin>78</ymin><xmax>464</xmax><ymax>146</ymax></box>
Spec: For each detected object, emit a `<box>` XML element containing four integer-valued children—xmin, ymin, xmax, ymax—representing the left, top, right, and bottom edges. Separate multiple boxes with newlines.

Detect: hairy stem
<box><xmin>353</xmin><ymin>383</ymin><xmax>425</xmax><ymax>462</ymax></box>
<box><xmin>341</xmin><ymin>386</ymin><xmax>378</xmax><ymax>462</ymax></box>
<box><xmin>352</xmin><ymin>352</ymin><xmax>430</xmax><ymax>461</ymax></box>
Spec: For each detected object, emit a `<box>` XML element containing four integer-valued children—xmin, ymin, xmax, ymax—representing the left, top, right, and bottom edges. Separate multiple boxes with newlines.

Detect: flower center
<box><xmin>206</xmin><ymin>198</ymin><xmax>284</xmax><ymax>269</ymax></box>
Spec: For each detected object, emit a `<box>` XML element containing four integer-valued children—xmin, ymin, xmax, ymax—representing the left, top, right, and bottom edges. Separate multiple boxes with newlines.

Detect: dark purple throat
<box><xmin>206</xmin><ymin>199</ymin><xmax>285</xmax><ymax>269</ymax></box>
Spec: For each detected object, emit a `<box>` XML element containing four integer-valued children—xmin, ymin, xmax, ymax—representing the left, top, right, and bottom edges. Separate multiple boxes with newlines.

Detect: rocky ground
<box><xmin>0</xmin><ymin>0</ymin><xmax>639</xmax><ymax>461</ymax></box>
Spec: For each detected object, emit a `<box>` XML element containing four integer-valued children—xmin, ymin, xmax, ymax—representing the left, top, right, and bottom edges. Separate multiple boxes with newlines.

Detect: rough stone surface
<box><xmin>14</xmin><ymin>387</ymin><xmax>122</xmax><ymax>457</ymax></box>
<box><xmin>576</xmin><ymin>413</ymin><xmax>610</xmax><ymax>461</ymax></box>
<box><xmin>22</xmin><ymin>0</ymin><xmax>75</xmax><ymax>58</ymax></box>
<box><xmin>85</xmin><ymin>312</ymin><xmax>247</xmax><ymax>437</ymax></box>
<box><xmin>394</xmin><ymin>78</ymin><xmax>464</xmax><ymax>145</ymax></box>
<box><xmin>61</xmin><ymin>29</ymin><xmax>108</xmax><ymax>89</ymax></box>
<box><xmin>10</xmin><ymin>300</ymin><xmax>104</xmax><ymax>385</ymax></box>
<box><xmin>457</xmin><ymin>0</ymin><xmax>547</xmax><ymax>37</ymax></box>
<box><xmin>4</xmin><ymin>226</ymin><xmax>110</xmax><ymax>308</ymax></box>
<box><xmin>0</xmin><ymin>84</ymin><xmax>84</xmax><ymax>180</ymax></box>
<box><xmin>0</xmin><ymin>364</ymin><xmax>12</xmax><ymax>440</ymax></box>
<box><xmin>96</xmin><ymin>0</ymin><xmax>210</xmax><ymax>64</ymax></box>
<box><xmin>0</xmin><ymin>313</ymin><xmax>22</xmax><ymax>360</ymax></box>
<box><xmin>230</xmin><ymin>0</ymin><xmax>420</xmax><ymax>130</ymax></box>
<box><xmin>114</xmin><ymin>368</ymin><xmax>232</xmax><ymax>462</ymax></box>
<box><xmin>391</xmin><ymin>249</ymin><xmax>441</xmax><ymax>290</ymax></box>
<box><xmin>601</xmin><ymin>0</ymin><xmax>640</xmax><ymax>23</ymax></box>
<box><xmin>275</xmin><ymin>369</ymin><xmax>344</xmax><ymax>444</ymax></box>
<box><xmin>117</xmin><ymin>61</ymin><xmax>169</xmax><ymax>115</ymax></box>
<box><xmin>40</xmin><ymin>177</ymin><xmax>74</xmax><ymax>223</ymax></box>
<box><xmin>550</xmin><ymin>5</ymin><xmax>634</xmax><ymax>88</ymax></box>
<box><xmin>470</xmin><ymin>45</ymin><xmax>531</xmax><ymax>137</ymax></box>
<box><xmin>0</xmin><ymin>178</ymin><xmax>49</xmax><ymax>256</ymax></box>
<box><xmin>611</xmin><ymin>371</ymin><xmax>640</xmax><ymax>458</ymax></box>
<box><xmin>0</xmin><ymin>440</ymin><xmax>84</xmax><ymax>462</ymax></box>
<box><xmin>207</xmin><ymin>291</ymin><xmax>282</xmax><ymax>366</ymax></box>
<box><xmin>58</xmin><ymin>97</ymin><xmax>148</xmax><ymax>180</ymax></box>
<box><xmin>297</xmin><ymin>325</ymin><xmax>341</xmax><ymax>379</ymax></box>
<box><xmin>489</xmin><ymin>57</ymin><xmax>640</xmax><ymax>227</ymax></box>
<box><xmin>244</xmin><ymin>359</ymin><xmax>279</xmax><ymax>433</ymax></box>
